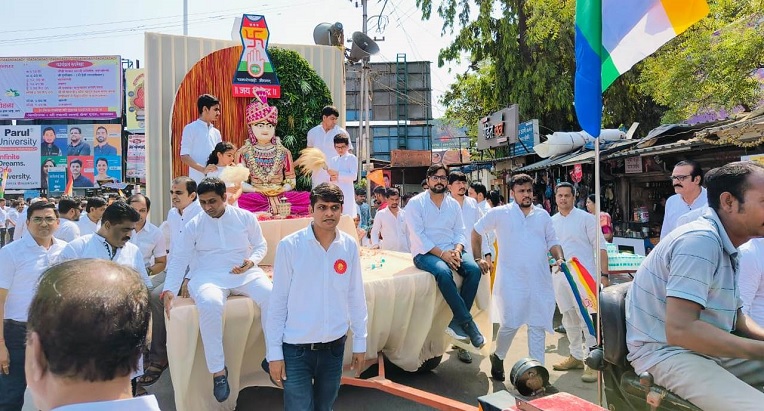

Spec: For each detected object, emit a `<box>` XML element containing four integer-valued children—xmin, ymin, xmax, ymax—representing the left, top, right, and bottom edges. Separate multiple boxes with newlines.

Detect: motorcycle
<box><xmin>587</xmin><ymin>282</ymin><xmax>701</xmax><ymax>410</ymax></box>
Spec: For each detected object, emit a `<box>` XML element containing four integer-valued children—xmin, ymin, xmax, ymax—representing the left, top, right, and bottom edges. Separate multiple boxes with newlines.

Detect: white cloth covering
<box><xmin>739</xmin><ymin>239</ymin><xmax>764</xmax><ymax>325</ymax></box>
<box><xmin>266</xmin><ymin>225</ymin><xmax>368</xmax><ymax>362</ymax></box>
<box><xmin>328</xmin><ymin>153</ymin><xmax>358</xmax><ymax>216</ymax></box>
<box><xmin>404</xmin><ymin>192</ymin><xmax>466</xmax><ymax>257</ymax></box>
<box><xmin>50</xmin><ymin>396</ymin><xmax>161</xmax><ymax>411</ymax></box>
<box><xmin>0</xmin><ymin>235</ymin><xmax>67</xmax><ymax>321</ymax></box>
<box><xmin>660</xmin><ymin>187</ymin><xmax>708</xmax><ymax>240</ymax></box>
<box><xmin>129</xmin><ymin>222</ymin><xmax>167</xmax><ymax>268</ymax></box>
<box><xmin>54</xmin><ymin>218</ymin><xmax>81</xmax><ymax>242</ymax></box>
<box><xmin>75</xmin><ymin>215</ymin><xmax>100</xmax><ymax>236</ymax></box>
<box><xmin>551</xmin><ymin>208</ymin><xmax>606</xmax><ymax>314</ymax></box>
<box><xmin>474</xmin><ymin>203</ymin><xmax>560</xmax><ymax>331</ymax></box>
<box><xmin>59</xmin><ymin>234</ymin><xmax>151</xmax><ymax>288</ymax></box>
<box><xmin>306</xmin><ymin>124</ymin><xmax>351</xmax><ymax>187</ymax></box>
<box><xmin>370</xmin><ymin>207</ymin><xmax>409</xmax><ymax>252</ymax></box>
<box><xmin>179</xmin><ymin>119</ymin><xmax>222</xmax><ymax>183</ymax></box>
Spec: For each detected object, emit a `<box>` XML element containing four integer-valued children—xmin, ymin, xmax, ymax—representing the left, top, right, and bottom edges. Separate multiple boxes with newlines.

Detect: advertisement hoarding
<box><xmin>0</xmin><ymin>125</ymin><xmax>42</xmax><ymax>189</ymax></box>
<box><xmin>125</xmin><ymin>69</ymin><xmax>145</xmax><ymax>131</ymax></box>
<box><xmin>126</xmin><ymin>134</ymin><xmax>146</xmax><ymax>180</ymax></box>
<box><xmin>0</xmin><ymin>55</ymin><xmax>122</xmax><ymax>120</ymax></box>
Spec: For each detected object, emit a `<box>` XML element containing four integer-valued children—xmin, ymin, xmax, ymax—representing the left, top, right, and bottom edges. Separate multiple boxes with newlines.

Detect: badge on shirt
<box><xmin>334</xmin><ymin>259</ymin><xmax>347</xmax><ymax>275</ymax></box>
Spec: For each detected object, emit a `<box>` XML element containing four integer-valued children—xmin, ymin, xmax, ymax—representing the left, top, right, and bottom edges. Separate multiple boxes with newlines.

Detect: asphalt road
<box><xmin>146</xmin><ymin>318</ymin><xmax>601</xmax><ymax>410</ymax></box>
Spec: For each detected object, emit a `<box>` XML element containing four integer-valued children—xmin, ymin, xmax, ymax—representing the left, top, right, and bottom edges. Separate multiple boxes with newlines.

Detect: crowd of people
<box><xmin>2</xmin><ymin>92</ymin><xmax>764</xmax><ymax>411</ymax></box>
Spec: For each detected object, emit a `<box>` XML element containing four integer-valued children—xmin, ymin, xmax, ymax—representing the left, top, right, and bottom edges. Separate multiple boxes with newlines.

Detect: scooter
<box><xmin>587</xmin><ymin>282</ymin><xmax>701</xmax><ymax>410</ymax></box>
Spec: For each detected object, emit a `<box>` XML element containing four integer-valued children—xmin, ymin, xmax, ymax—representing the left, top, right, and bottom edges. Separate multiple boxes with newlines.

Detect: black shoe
<box><xmin>446</xmin><ymin>320</ymin><xmax>469</xmax><ymax>342</ymax></box>
<box><xmin>489</xmin><ymin>353</ymin><xmax>505</xmax><ymax>381</ymax></box>
<box><xmin>461</xmin><ymin>320</ymin><xmax>485</xmax><ymax>348</ymax></box>
<box><xmin>457</xmin><ymin>348</ymin><xmax>472</xmax><ymax>364</ymax></box>
<box><xmin>213</xmin><ymin>367</ymin><xmax>230</xmax><ymax>403</ymax></box>
<box><xmin>554</xmin><ymin>325</ymin><xmax>566</xmax><ymax>334</ymax></box>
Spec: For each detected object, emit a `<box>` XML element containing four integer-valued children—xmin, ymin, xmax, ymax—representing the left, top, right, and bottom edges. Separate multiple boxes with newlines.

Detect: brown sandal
<box><xmin>136</xmin><ymin>362</ymin><xmax>168</xmax><ymax>386</ymax></box>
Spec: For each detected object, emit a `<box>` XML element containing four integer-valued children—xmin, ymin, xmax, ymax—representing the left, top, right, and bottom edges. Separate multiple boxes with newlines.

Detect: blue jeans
<box><xmin>282</xmin><ymin>340</ymin><xmax>345</xmax><ymax>411</ymax></box>
<box><xmin>413</xmin><ymin>251</ymin><xmax>481</xmax><ymax>325</ymax></box>
<box><xmin>0</xmin><ymin>320</ymin><xmax>26</xmax><ymax>411</ymax></box>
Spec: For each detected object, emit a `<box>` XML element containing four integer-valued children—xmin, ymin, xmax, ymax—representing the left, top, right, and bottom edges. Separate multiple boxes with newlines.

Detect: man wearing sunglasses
<box><xmin>0</xmin><ymin>201</ymin><xmax>66</xmax><ymax>410</ymax></box>
<box><xmin>660</xmin><ymin>160</ymin><xmax>707</xmax><ymax>240</ymax></box>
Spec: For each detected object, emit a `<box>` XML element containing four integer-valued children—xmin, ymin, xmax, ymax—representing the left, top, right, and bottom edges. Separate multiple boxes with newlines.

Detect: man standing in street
<box><xmin>180</xmin><ymin>94</ymin><xmax>222</xmax><ymax>183</ymax></box>
<box><xmin>0</xmin><ymin>201</ymin><xmax>66</xmax><ymax>411</ymax></box>
<box><xmin>405</xmin><ymin>164</ymin><xmax>485</xmax><ymax>349</ymax></box>
<box><xmin>66</xmin><ymin>127</ymin><xmax>90</xmax><ymax>156</ymax></box>
<box><xmin>93</xmin><ymin>126</ymin><xmax>118</xmax><ymax>156</ymax></box>
<box><xmin>550</xmin><ymin>182</ymin><xmax>608</xmax><ymax>383</ymax></box>
<box><xmin>660</xmin><ymin>160</ymin><xmax>707</xmax><ymax>239</ymax></box>
<box><xmin>307</xmin><ymin>106</ymin><xmax>352</xmax><ymax>187</ymax></box>
<box><xmin>53</xmin><ymin>198</ymin><xmax>81</xmax><ymax>242</ymax></box>
<box><xmin>76</xmin><ymin>196</ymin><xmax>106</xmax><ymax>236</ymax></box>
<box><xmin>472</xmin><ymin>173</ymin><xmax>564</xmax><ymax>381</ymax></box>
<box><xmin>267</xmin><ymin>183</ymin><xmax>367</xmax><ymax>411</ymax></box>
<box><xmin>24</xmin><ymin>260</ymin><xmax>160</xmax><ymax>410</ymax></box>
<box><xmin>626</xmin><ymin>161</ymin><xmax>764</xmax><ymax>409</ymax></box>
<box><xmin>370</xmin><ymin>187</ymin><xmax>409</xmax><ymax>253</ymax></box>
<box><xmin>469</xmin><ymin>182</ymin><xmax>495</xmax><ymax>271</ymax></box>
<box><xmin>0</xmin><ymin>198</ymin><xmax>7</xmax><ymax>248</ymax></box>
<box><xmin>355</xmin><ymin>188</ymin><xmax>371</xmax><ymax>231</ymax></box>
<box><xmin>163</xmin><ymin>178</ymin><xmax>271</xmax><ymax>403</ymax></box>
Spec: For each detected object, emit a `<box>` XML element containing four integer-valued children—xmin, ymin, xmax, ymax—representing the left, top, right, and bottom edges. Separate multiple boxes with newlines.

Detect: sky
<box><xmin>0</xmin><ymin>0</ymin><xmax>468</xmax><ymax>117</ymax></box>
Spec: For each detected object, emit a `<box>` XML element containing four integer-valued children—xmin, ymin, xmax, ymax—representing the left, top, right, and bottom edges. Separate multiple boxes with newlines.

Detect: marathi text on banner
<box><xmin>232</xmin><ymin>15</ymin><xmax>280</xmax><ymax>98</ymax></box>
<box><xmin>0</xmin><ymin>56</ymin><xmax>122</xmax><ymax>120</ymax></box>
<box><xmin>0</xmin><ymin>125</ymin><xmax>42</xmax><ymax>189</ymax></box>
<box><xmin>126</xmin><ymin>134</ymin><xmax>146</xmax><ymax>180</ymax></box>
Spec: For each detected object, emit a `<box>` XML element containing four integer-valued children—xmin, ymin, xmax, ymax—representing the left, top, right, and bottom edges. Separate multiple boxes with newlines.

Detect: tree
<box><xmin>638</xmin><ymin>0</ymin><xmax>764</xmax><ymax>123</ymax></box>
<box><xmin>418</xmin><ymin>0</ymin><xmax>665</xmax><ymax>137</ymax></box>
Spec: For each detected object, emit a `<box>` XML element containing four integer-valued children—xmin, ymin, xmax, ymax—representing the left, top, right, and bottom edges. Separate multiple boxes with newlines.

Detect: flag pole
<box><xmin>594</xmin><ymin>134</ymin><xmax>603</xmax><ymax>405</ymax></box>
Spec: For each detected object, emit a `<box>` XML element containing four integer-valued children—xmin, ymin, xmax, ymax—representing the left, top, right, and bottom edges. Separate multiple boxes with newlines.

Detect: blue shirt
<box><xmin>67</xmin><ymin>142</ymin><xmax>91</xmax><ymax>156</ymax></box>
<box><xmin>357</xmin><ymin>202</ymin><xmax>371</xmax><ymax>230</ymax></box>
<box><xmin>94</xmin><ymin>143</ymin><xmax>118</xmax><ymax>156</ymax></box>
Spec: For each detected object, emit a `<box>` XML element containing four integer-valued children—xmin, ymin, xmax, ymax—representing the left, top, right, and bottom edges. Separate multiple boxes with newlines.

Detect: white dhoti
<box><xmin>190</xmin><ymin>275</ymin><xmax>272</xmax><ymax>373</ymax></box>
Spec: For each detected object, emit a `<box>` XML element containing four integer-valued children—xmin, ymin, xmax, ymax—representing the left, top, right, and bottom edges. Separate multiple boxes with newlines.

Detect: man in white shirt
<box><xmin>468</xmin><ymin>182</ymin><xmax>495</xmax><ymax>265</ymax></box>
<box><xmin>76</xmin><ymin>197</ymin><xmax>106</xmax><ymax>236</ymax></box>
<box><xmin>550</xmin><ymin>182</ymin><xmax>608</xmax><ymax>383</ymax></box>
<box><xmin>13</xmin><ymin>199</ymin><xmax>39</xmax><ymax>241</ymax></box>
<box><xmin>0</xmin><ymin>201</ymin><xmax>66</xmax><ymax>410</ymax></box>
<box><xmin>405</xmin><ymin>164</ymin><xmax>485</xmax><ymax>349</ymax></box>
<box><xmin>327</xmin><ymin>134</ymin><xmax>358</xmax><ymax>216</ymax></box>
<box><xmin>24</xmin><ymin>259</ymin><xmax>160</xmax><ymax>411</ymax></box>
<box><xmin>180</xmin><ymin>94</ymin><xmax>222</xmax><ymax>183</ymax></box>
<box><xmin>472</xmin><ymin>173</ymin><xmax>564</xmax><ymax>381</ymax></box>
<box><xmin>53</xmin><ymin>198</ymin><xmax>81</xmax><ymax>242</ymax></box>
<box><xmin>660</xmin><ymin>160</ymin><xmax>708</xmax><ymax>240</ymax></box>
<box><xmin>162</xmin><ymin>177</ymin><xmax>271</xmax><ymax>403</ymax></box>
<box><xmin>60</xmin><ymin>201</ymin><xmax>151</xmax><ymax>289</ymax></box>
<box><xmin>6</xmin><ymin>201</ymin><xmax>21</xmax><ymax>243</ymax></box>
<box><xmin>0</xmin><ymin>198</ymin><xmax>7</xmax><ymax>248</ymax></box>
<box><xmin>266</xmin><ymin>183</ymin><xmax>367</xmax><ymax>410</ymax></box>
<box><xmin>306</xmin><ymin>106</ymin><xmax>352</xmax><ymax>187</ymax></box>
<box><xmin>128</xmin><ymin>194</ymin><xmax>167</xmax><ymax>289</ymax></box>
<box><xmin>370</xmin><ymin>187</ymin><xmax>409</xmax><ymax>252</ymax></box>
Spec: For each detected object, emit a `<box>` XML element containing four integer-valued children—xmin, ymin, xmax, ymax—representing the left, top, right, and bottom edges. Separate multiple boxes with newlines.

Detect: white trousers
<box><xmin>494</xmin><ymin>325</ymin><xmax>546</xmax><ymax>365</ymax></box>
<box><xmin>189</xmin><ymin>276</ymin><xmax>272</xmax><ymax>373</ymax></box>
<box><xmin>561</xmin><ymin>308</ymin><xmax>596</xmax><ymax>361</ymax></box>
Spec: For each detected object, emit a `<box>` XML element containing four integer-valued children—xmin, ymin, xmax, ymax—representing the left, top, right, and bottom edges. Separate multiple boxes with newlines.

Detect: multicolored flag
<box><xmin>574</xmin><ymin>0</ymin><xmax>709</xmax><ymax>136</ymax></box>
<box><xmin>64</xmin><ymin>172</ymin><xmax>73</xmax><ymax>197</ymax></box>
<box><xmin>568</xmin><ymin>257</ymin><xmax>598</xmax><ymax>312</ymax></box>
<box><xmin>559</xmin><ymin>261</ymin><xmax>596</xmax><ymax>337</ymax></box>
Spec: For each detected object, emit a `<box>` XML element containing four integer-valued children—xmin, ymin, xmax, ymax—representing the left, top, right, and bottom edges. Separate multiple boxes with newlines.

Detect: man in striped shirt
<box><xmin>626</xmin><ymin>161</ymin><xmax>764</xmax><ymax>410</ymax></box>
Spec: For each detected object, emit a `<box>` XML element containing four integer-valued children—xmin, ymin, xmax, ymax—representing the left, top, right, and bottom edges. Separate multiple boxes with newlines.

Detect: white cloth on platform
<box><xmin>660</xmin><ymin>188</ymin><xmax>707</xmax><ymax>240</ymax></box>
<box><xmin>129</xmin><ymin>221</ymin><xmax>167</xmax><ymax>268</ymax></box>
<box><xmin>266</xmin><ymin>224</ymin><xmax>367</xmax><ymax>362</ymax></box>
<box><xmin>328</xmin><ymin>153</ymin><xmax>358</xmax><ymax>216</ymax></box>
<box><xmin>180</xmin><ymin>119</ymin><xmax>222</xmax><ymax>183</ymax></box>
<box><xmin>54</xmin><ymin>218</ymin><xmax>81</xmax><ymax>242</ymax></box>
<box><xmin>474</xmin><ymin>203</ymin><xmax>560</xmax><ymax>332</ymax></box>
<box><xmin>0</xmin><ymin>235</ymin><xmax>67</xmax><ymax>321</ymax></box>
<box><xmin>59</xmin><ymin>234</ymin><xmax>151</xmax><ymax>287</ymax></box>
<box><xmin>370</xmin><ymin>207</ymin><xmax>409</xmax><ymax>253</ymax></box>
<box><xmin>307</xmin><ymin>124</ymin><xmax>351</xmax><ymax>187</ymax></box>
<box><xmin>404</xmin><ymin>192</ymin><xmax>466</xmax><ymax>257</ymax></box>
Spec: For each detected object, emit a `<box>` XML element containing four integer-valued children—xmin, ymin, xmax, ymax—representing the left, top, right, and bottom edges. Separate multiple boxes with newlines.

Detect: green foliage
<box><xmin>269</xmin><ymin>47</ymin><xmax>333</xmax><ymax>190</ymax></box>
<box><xmin>639</xmin><ymin>1</ymin><xmax>764</xmax><ymax>123</ymax></box>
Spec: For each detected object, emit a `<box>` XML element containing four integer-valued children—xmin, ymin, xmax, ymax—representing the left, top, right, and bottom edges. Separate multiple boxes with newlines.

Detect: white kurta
<box><xmin>59</xmin><ymin>234</ymin><xmax>151</xmax><ymax>287</ymax></box>
<box><xmin>328</xmin><ymin>153</ymin><xmax>358</xmax><ymax>216</ymax></box>
<box><xmin>307</xmin><ymin>124</ymin><xmax>352</xmax><ymax>187</ymax></box>
<box><xmin>163</xmin><ymin>205</ymin><xmax>268</xmax><ymax>294</ymax></box>
<box><xmin>370</xmin><ymin>207</ymin><xmax>409</xmax><ymax>252</ymax></box>
<box><xmin>551</xmin><ymin>208</ymin><xmax>606</xmax><ymax>313</ymax></box>
<box><xmin>474</xmin><ymin>203</ymin><xmax>560</xmax><ymax>331</ymax></box>
<box><xmin>54</xmin><ymin>218</ymin><xmax>81</xmax><ymax>242</ymax></box>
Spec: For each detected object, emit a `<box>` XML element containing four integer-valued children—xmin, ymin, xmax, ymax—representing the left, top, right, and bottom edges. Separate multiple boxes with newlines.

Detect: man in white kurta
<box><xmin>327</xmin><ymin>134</ymin><xmax>358</xmax><ymax>217</ymax></box>
<box><xmin>370</xmin><ymin>188</ymin><xmax>409</xmax><ymax>252</ymax></box>
<box><xmin>53</xmin><ymin>198</ymin><xmax>81</xmax><ymax>243</ymax></box>
<box><xmin>307</xmin><ymin>106</ymin><xmax>352</xmax><ymax>187</ymax></box>
<box><xmin>179</xmin><ymin>94</ymin><xmax>223</xmax><ymax>183</ymax></box>
<box><xmin>76</xmin><ymin>197</ymin><xmax>106</xmax><ymax>236</ymax></box>
<box><xmin>473</xmin><ymin>174</ymin><xmax>563</xmax><ymax>380</ymax></box>
<box><xmin>551</xmin><ymin>182</ymin><xmax>608</xmax><ymax>382</ymax></box>
<box><xmin>162</xmin><ymin>177</ymin><xmax>271</xmax><ymax>403</ymax></box>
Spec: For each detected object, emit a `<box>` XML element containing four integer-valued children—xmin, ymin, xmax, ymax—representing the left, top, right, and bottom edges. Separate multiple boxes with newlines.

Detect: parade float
<box><xmin>146</xmin><ymin>15</ymin><xmax>493</xmax><ymax>411</ymax></box>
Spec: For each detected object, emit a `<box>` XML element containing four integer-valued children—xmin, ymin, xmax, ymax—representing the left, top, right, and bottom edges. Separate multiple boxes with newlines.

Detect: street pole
<box><xmin>361</xmin><ymin>0</ymin><xmax>373</xmax><ymax>209</ymax></box>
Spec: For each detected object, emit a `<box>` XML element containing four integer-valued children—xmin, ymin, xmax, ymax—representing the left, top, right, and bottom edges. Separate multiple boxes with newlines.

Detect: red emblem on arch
<box><xmin>334</xmin><ymin>259</ymin><xmax>347</xmax><ymax>274</ymax></box>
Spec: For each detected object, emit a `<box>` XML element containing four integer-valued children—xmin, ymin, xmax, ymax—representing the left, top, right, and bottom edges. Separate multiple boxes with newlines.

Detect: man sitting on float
<box><xmin>237</xmin><ymin>92</ymin><xmax>310</xmax><ymax>215</ymax></box>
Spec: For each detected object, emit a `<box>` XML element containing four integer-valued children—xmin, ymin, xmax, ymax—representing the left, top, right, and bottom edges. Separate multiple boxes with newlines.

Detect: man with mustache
<box><xmin>660</xmin><ymin>160</ymin><xmax>707</xmax><ymax>240</ymax></box>
<box><xmin>370</xmin><ymin>187</ymin><xmax>409</xmax><ymax>253</ymax></box>
<box><xmin>93</xmin><ymin>126</ymin><xmax>118</xmax><ymax>156</ymax></box>
<box><xmin>404</xmin><ymin>164</ymin><xmax>485</xmax><ymax>349</ymax></box>
<box><xmin>472</xmin><ymin>173</ymin><xmax>564</xmax><ymax>381</ymax></box>
<box><xmin>162</xmin><ymin>177</ymin><xmax>271</xmax><ymax>403</ymax></box>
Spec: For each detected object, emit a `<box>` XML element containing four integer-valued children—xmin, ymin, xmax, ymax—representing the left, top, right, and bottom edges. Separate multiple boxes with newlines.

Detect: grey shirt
<box><xmin>626</xmin><ymin>208</ymin><xmax>741</xmax><ymax>374</ymax></box>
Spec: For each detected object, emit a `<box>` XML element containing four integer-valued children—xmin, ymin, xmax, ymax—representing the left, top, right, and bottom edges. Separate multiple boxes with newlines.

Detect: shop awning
<box><xmin>558</xmin><ymin>141</ymin><xmax>636</xmax><ymax>166</ymax></box>
<box><xmin>514</xmin><ymin>150</ymin><xmax>584</xmax><ymax>172</ymax></box>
